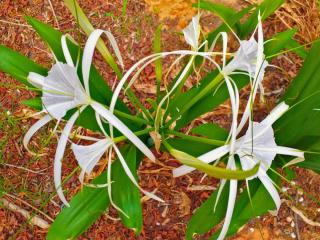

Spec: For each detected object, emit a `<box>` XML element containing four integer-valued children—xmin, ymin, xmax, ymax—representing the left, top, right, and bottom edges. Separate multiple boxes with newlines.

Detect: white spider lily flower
<box><xmin>183</xmin><ymin>14</ymin><xmax>201</xmax><ymax>50</ymax></box>
<box><xmin>24</xmin><ymin>32</ymin><xmax>155</xmax><ymax>206</ymax></box>
<box><xmin>173</xmin><ymin>102</ymin><xmax>304</xmax><ymax>240</ymax></box>
<box><xmin>71</xmin><ymin>138</ymin><xmax>113</xmax><ymax>183</ymax></box>
<box><xmin>222</xmin><ymin>14</ymin><xmax>268</xmax><ymax>80</ymax></box>
<box><xmin>28</xmin><ymin>63</ymin><xmax>91</xmax><ymax>119</ymax></box>
<box><xmin>71</xmin><ymin>138</ymin><xmax>164</xmax><ymax>215</ymax></box>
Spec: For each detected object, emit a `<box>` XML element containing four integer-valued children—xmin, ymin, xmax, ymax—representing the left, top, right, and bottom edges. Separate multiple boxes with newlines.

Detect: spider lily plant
<box><xmin>172</xmin><ymin>15</ymin><xmax>304</xmax><ymax>239</ymax></box>
<box><xmin>23</xmin><ymin>32</ymin><xmax>155</xmax><ymax>207</ymax></box>
<box><xmin>2</xmin><ymin>0</ymin><xmax>320</xmax><ymax>238</ymax></box>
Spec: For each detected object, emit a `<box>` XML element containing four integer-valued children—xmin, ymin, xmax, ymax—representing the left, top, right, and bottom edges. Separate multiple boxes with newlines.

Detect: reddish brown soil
<box><xmin>0</xmin><ymin>0</ymin><xmax>320</xmax><ymax>240</ymax></box>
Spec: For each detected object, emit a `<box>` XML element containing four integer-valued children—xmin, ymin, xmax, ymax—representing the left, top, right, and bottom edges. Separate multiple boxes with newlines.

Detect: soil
<box><xmin>0</xmin><ymin>0</ymin><xmax>320</xmax><ymax>239</ymax></box>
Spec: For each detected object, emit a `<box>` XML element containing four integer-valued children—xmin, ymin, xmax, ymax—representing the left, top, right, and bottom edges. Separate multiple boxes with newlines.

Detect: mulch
<box><xmin>0</xmin><ymin>0</ymin><xmax>320</xmax><ymax>239</ymax></box>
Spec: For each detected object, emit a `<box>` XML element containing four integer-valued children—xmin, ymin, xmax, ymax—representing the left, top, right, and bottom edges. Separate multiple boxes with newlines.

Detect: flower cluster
<box><xmin>22</xmin><ymin>10</ymin><xmax>304</xmax><ymax>238</ymax></box>
<box><xmin>172</xmin><ymin>13</ymin><xmax>304</xmax><ymax>240</ymax></box>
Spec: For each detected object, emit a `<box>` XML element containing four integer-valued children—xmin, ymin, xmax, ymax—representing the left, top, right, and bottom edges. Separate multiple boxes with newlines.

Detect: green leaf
<box><xmin>153</xmin><ymin>24</ymin><xmax>162</xmax><ymax>102</ymax></box>
<box><xmin>112</xmin><ymin>145</ymin><xmax>143</xmax><ymax>234</ymax></box>
<box><xmin>239</xmin><ymin>0</ymin><xmax>285</xmax><ymax>38</ymax></box>
<box><xmin>281</xmin><ymin>41</ymin><xmax>320</xmax><ymax>106</ymax></box>
<box><xmin>191</xmin><ymin>123</ymin><xmax>228</xmax><ymax>141</ymax></box>
<box><xmin>275</xmin><ymin>43</ymin><xmax>320</xmax><ymax>174</ymax></box>
<box><xmin>163</xmin><ymin>140</ymin><xmax>259</xmax><ymax>180</ymax></box>
<box><xmin>21</xmin><ymin>97</ymin><xmax>42</xmax><ymax>110</ymax></box>
<box><xmin>0</xmin><ymin>45</ymin><xmax>47</xmax><ymax>87</ymax></box>
<box><xmin>63</xmin><ymin>0</ymin><xmax>122</xmax><ymax>77</ymax></box>
<box><xmin>47</xmin><ymin>171</ymin><xmax>110</xmax><ymax>240</ymax></box>
<box><xmin>122</xmin><ymin>0</ymin><xmax>129</xmax><ymax>17</ymax></box>
<box><xmin>186</xmin><ymin>183</ymin><xmax>230</xmax><ymax>240</ymax></box>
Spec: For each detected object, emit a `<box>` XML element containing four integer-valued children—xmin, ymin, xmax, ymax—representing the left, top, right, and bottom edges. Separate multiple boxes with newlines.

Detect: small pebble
<box><xmin>249</xmin><ymin>228</ymin><xmax>254</xmax><ymax>233</ymax></box>
<box><xmin>297</xmin><ymin>189</ymin><xmax>303</xmax><ymax>195</ymax></box>
<box><xmin>6</xmin><ymin>110</ymin><xmax>11</xmax><ymax>115</ymax></box>
<box><xmin>298</xmin><ymin>197</ymin><xmax>304</xmax><ymax>202</ymax></box>
<box><xmin>286</xmin><ymin>216</ymin><xmax>293</xmax><ymax>223</ymax></box>
<box><xmin>239</xmin><ymin>188</ymin><xmax>243</xmax><ymax>193</ymax></box>
<box><xmin>290</xmin><ymin>232</ymin><xmax>296</xmax><ymax>239</ymax></box>
<box><xmin>291</xmin><ymin>221</ymin><xmax>295</xmax><ymax>228</ymax></box>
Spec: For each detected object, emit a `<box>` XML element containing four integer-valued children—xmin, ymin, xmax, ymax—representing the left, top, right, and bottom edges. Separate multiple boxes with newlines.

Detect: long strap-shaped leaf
<box><xmin>163</xmin><ymin>140</ymin><xmax>259</xmax><ymax>180</ymax></box>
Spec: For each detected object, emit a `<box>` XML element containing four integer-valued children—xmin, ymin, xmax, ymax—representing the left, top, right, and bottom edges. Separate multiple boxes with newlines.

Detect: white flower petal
<box><xmin>61</xmin><ymin>35</ymin><xmax>75</xmax><ymax>67</ymax></box>
<box><xmin>255</xmin><ymin>146</ymin><xmax>304</xmax><ymax>159</ymax></box>
<box><xmin>91</xmin><ymin>101</ymin><xmax>155</xmax><ymax>161</ymax></box>
<box><xmin>183</xmin><ymin>14</ymin><xmax>200</xmax><ymax>49</ymax></box>
<box><xmin>28</xmin><ymin>72</ymin><xmax>45</xmax><ymax>89</ymax></box>
<box><xmin>113</xmin><ymin>145</ymin><xmax>163</xmax><ymax>202</ymax></box>
<box><xmin>23</xmin><ymin>114</ymin><xmax>52</xmax><ymax>155</ymax></box>
<box><xmin>261</xmin><ymin>102</ymin><xmax>289</xmax><ymax>126</ymax></box>
<box><xmin>258</xmin><ymin>169</ymin><xmax>281</xmax><ymax>211</ymax></box>
<box><xmin>82</xmin><ymin>29</ymin><xmax>123</xmax><ymax>94</ymax></box>
<box><xmin>217</xmin><ymin>179</ymin><xmax>238</xmax><ymax>240</ymax></box>
<box><xmin>54</xmin><ymin>105</ymin><xmax>86</xmax><ymax>207</ymax></box>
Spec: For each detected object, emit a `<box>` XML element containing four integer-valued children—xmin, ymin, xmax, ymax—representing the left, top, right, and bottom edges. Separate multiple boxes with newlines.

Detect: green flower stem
<box><xmin>165</xmin><ymin>72</ymin><xmax>224</xmax><ymax>128</ymax></box>
<box><xmin>113</xmin><ymin>107</ymin><xmax>148</xmax><ymax>125</ymax></box>
<box><xmin>167</xmin><ymin>129</ymin><xmax>225</xmax><ymax>146</ymax></box>
<box><xmin>125</xmin><ymin>88</ymin><xmax>154</xmax><ymax>121</ymax></box>
<box><xmin>98</xmin><ymin>102</ymin><xmax>148</xmax><ymax>125</ymax></box>
<box><xmin>113</xmin><ymin>127</ymin><xmax>154</xmax><ymax>144</ymax></box>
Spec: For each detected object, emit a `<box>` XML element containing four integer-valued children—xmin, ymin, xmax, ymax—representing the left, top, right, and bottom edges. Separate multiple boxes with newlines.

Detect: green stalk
<box><xmin>113</xmin><ymin>127</ymin><xmax>154</xmax><ymax>143</ymax></box>
<box><xmin>113</xmin><ymin>108</ymin><xmax>148</xmax><ymax>125</ymax></box>
<box><xmin>165</xmin><ymin>72</ymin><xmax>224</xmax><ymax>127</ymax></box>
<box><xmin>98</xmin><ymin>102</ymin><xmax>148</xmax><ymax>125</ymax></box>
<box><xmin>167</xmin><ymin>130</ymin><xmax>225</xmax><ymax>146</ymax></box>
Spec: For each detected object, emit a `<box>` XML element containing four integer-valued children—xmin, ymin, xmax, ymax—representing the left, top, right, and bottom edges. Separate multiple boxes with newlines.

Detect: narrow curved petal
<box><xmin>82</xmin><ymin>29</ymin><xmax>123</xmax><ymax>94</ymax></box>
<box><xmin>107</xmin><ymin>147</ymin><xmax>129</xmax><ymax>218</ymax></box>
<box><xmin>258</xmin><ymin>170</ymin><xmax>281</xmax><ymax>211</ymax></box>
<box><xmin>155</xmin><ymin>56</ymin><xmax>195</xmax><ymax>127</ymax></box>
<box><xmin>27</xmin><ymin>72</ymin><xmax>45</xmax><ymax>89</ymax></box>
<box><xmin>113</xmin><ymin>144</ymin><xmax>164</xmax><ymax>202</ymax></box>
<box><xmin>91</xmin><ymin>101</ymin><xmax>155</xmax><ymax>161</ymax></box>
<box><xmin>183</xmin><ymin>14</ymin><xmax>200</xmax><ymax>49</ymax></box>
<box><xmin>172</xmin><ymin>145</ymin><xmax>229</xmax><ymax>177</ymax></box>
<box><xmin>261</xmin><ymin>102</ymin><xmax>289</xmax><ymax>126</ymax></box>
<box><xmin>109</xmin><ymin>49</ymin><xmax>223</xmax><ymax>114</ymax></box>
<box><xmin>54</xmin><ymin>106</ymin><xmax>86</xmax><ymax>207</ymax></box>
<box><xmin>214</xmin><ymin>179</ymin><xmax>227</xmax><ymax>211</ymax></box>
<box><xmin>61</xmin><ymin>35</ymin><xmax>75</xmax><ymax>67</ymax></box>
<box><xmin>23</xmin><ymin>114</ymin><xmax>52</xmax><ymax>155</ymax></box>
<box><xmin>217</xmin><ymin>179</ymin><xmax>238</xmax><ymax>240</ymax></box>
<box><xmin>255</xmin><ymin>146</ymin><xmax>304</xmax><ymax>158</ymax></box>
